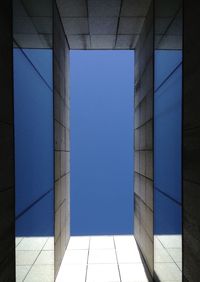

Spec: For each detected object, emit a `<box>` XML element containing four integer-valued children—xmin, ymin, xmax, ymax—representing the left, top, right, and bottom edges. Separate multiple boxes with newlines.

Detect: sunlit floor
<box><xmin>56</xmin><ymin>235</ymin><xmax>148</xmax><ymax>282</ymax></box>
<box><xmin>15</xmin><ymin>235</ymin><xmax>182</xmax><ymax>281</ymax></box>
<box><xmin>16</xmin><ymin>237</ymin><xmax>54</xmax><ymax>281</ymax></box>
<box><xmin>154</xmin><ymin>235</ymin><xmax>182</xmax><ymax>282</ymax></box>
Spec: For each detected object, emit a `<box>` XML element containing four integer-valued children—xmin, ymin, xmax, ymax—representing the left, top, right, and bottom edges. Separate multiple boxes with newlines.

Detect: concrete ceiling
<box><xmin>56</xmin><ymin>0</ymin><xmax>151</xmax><ymax>49</ymax></box>
<box><xmin>13</xmin><ymin>0</ymin><xmax>53</xmax><ymax>48</ymax></box>
<box><xmin>155</xmin><ymin>0</ymin><xmax>182</xmax><ymax>49</ymax></box>
<box><xmin>13</xmin><ymin>0</ymin><xmax>182</xmax><ymax>50</ymax></box>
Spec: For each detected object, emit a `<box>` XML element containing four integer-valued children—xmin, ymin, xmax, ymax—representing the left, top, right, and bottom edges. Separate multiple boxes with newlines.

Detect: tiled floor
<box><xmin>15</xmin><ymin>235</ymin><xmax>182</xmax><ymax>281</ymax></box>
<box><xmin>56</xmin><ymin>235</ymin><xmax>149</xmax><ymax>282</ymax></box>
<box><xmin>154</xmin><ymin>235</ymin><xmax>182</xmax><ymax>282</ymax></box>
<box><xmin>16</xmin><ymin>237</ymin><xmax>54</xmax><ymax>281</ymax></box>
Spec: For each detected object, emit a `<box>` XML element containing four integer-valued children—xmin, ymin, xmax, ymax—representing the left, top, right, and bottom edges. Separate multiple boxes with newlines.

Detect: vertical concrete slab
<box><xmin>53</xmin><ymin>3</ymin><xmax>70</xmax><ymax>278</ymax></box>
<box><xmin>183</xmin><ymin>2</ymin><xmax>200</xmax><ymax>281</ymax></box>
<box><xmin>134</xmin><ymin>1</ymin><xmax>154</xmax><ymax>276</ymax></box>
<box><xmin>0</xmin><ymin>1</ymin><xmax>15</xmax><ymax>280</ymax></box>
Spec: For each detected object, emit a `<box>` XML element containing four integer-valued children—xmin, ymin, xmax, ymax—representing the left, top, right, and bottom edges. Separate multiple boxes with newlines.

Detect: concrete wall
<box><xmin>183</xmin><ymin>2</ymin><xmax>200</xmax><ymax>281</ymax></box>
<box><xmin>0</xmin><ymin>0</ymin><xmax>15</xmax><ymax>280</ymax></box>
<box><xmin>53</xmin><ymin>3</ymin><xmax>70</xmax><ymax>278</ymax></box>
<box><xmin>134</xmin><ymin>1</ymin><xmax>154</xmax><ymax>276</ymax></box>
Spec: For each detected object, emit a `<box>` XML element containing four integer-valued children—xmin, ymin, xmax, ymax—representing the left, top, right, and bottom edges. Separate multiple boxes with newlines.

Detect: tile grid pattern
<box><xmin>154</xmin><ymin>235</ymin><xmax>182</xmax><ymax>281</ymax></box>
<box><xmin>56</xmin><ymin>0</ymin><xmax>151</xmax><ymax>49</ymax></box>
<box><xmin>53</xmin><ymin>3</ymin><xmax>70</xmax><ymax>278</ymax></box>
<box><xmin>19</xmin><ymin>238</ymin><xmax>48</xmax><ymax>281</ymax></box>
<box><xmin>134</xmin><ymin>0</ymin><xmax>154</xmax><ymax>276</ymax></box>
<box><xmin>13</xmin><ymin>0</ymin><xmax>52</xmax><ymax>48</ymax></box>
<box><xmin>113</xmin><ymin>236</ymin><xmax>122</xmax><ymax>282</ymax></box>
<box><xmin>16</xmin><ymin>237</ymin><xmax>54</xmax><ymax>281</ymax></box>
<box><xmin>85</xmin><ymin>236</ymin><xmax>91</xmax><ymax>282</ymax></box>
<box><xmin>0</xmin><ymin>0</ymin><xmax>15</xmax><ymax>280</ymax></box>
<box><xmin>56</xmin><ymin>235</ymin><xmax>148</xmax><ymax>282</ymax></box>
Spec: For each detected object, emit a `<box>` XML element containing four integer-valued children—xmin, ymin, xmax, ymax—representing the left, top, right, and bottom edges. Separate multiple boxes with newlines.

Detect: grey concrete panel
<box><xmin>31</xmin><ymin>17</ymin><xmax>52</xmax><ymax>34</ymax></box>
<box><xmin>89</xmin><ymin>6</ymin><xmax>120</xmax><ymax>17</ymax></box>
<box><xmin>56</xmin><ymin>0</ymin><xmax>87</xmax><ymax>17</ymax></box>
<box><xmin>0</xmin><ymin>1</ymin><xmax>15</xmax><ymax>280</ymax></box>
<box><xmin>14</xmin><ymin>34</ymin><xmax>47</xmax><ymax>48</ymax></box>
<box><xmin>91</xmin><ymin>35</ymin><xmax>115</xmax><ymax>49</ymax></box>
<box><xmin>145</xmin><ymin>120</ymin><xmax>153</xmax><ymax>150</ymax></box>
<box><xmin>155</xmin><ymin>18</ymin><xmax>171</xmax><ymax>34</ymax></box>
<box><xmin>22</xmin><ymin>0</ymin><xmax>52</xmax><ymax>17</ymax></box>
<box><xmin>121</xmin><ymin>0</ymin><xmax>151</xmax><ymax>17</ymax></box>
<box><xmin>67</xmin><ymin>35</ymin><xmax>91</xmax><ymax>49</ymax></box>
<box><xmin>134</xmin><ymin>1</ymin><xmax>154</xmax><ymax>277</ymax></box>
<box><xmin>183</xmin><ymin>2</ymin><xmax>200</xmax><ymax>280</ymax></box>
<box><xmin>88</xmin><ymin>0</ymin><xmax>120</xmax><ymax>17</ymax></box>
<box><xmin>13</xmin><ymin>16</ymin><xmax>37</xmax><ymax>34</ymax></box>
<box><xmin>0</xmin><ymin>124</ymin><xmax>14</xmax><ymax>190</ymax></box>
<box><xmin>0</xmin><ymin>34</ymin><xmax>13</xmax><ymax>124</ymax></box>
<box><xmin>115</xmin><ymin>34</ymin><xmax>138</xmax><ymax>49</ymax></box>
<box><xmin>157</xmin><ymin>35</ymin><xmax>182</xmax><ymax>50</ymax></box>
<box><xmin>135</xmin><ymin>128</ymin><xmax>140</xmax><ymax>151</ymax></box>
<box><xmin>155</xmin><ymin>0</ymin><xmax>181</xmax><ymax>17</ymax></box>
<box><xmin>118</xmin><ymin>17</ymin><xmax>145</xmax><ymax>34</ymax></box>
<box><xmin>53</xmin><ymin>4</ymin><xmax>70</xmax><ymax>278</ymax></box>
<box><xmin>13</xmin><ymin>0</ymin><xmax>27</xmax><ymax>17</ymax></box>
<box><xmin>62</xmin><ymin>18</ymin><xmax>89</xmax><ymax>35</ymax></box>
<box><xmin>145</xmin><ymin>179</ymin><xmax>153</xmax><ymax>210</ymax></box>
<box><xmin>89</xmin><ymin>17</ymin><xmax>118</xmax><ymax>35</ymax></box>
<box><xmin>183</xmin><ymin>127</ymin><xmax>200</xmax><ymax>185</ymax></box>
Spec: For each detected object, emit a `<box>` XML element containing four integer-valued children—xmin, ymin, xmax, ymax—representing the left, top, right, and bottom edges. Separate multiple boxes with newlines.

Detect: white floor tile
<box><xmin>55</xmin><ymin>235</ymin><xmax>156</xmax><ymax>282</ymax></box>
<box><xmin>89</xmin><ymin>249</ymin><xmax>117</xmax><ymax>264</ymax></box>
<box><xmin>35</xmin><ymin>251</ymin><xmax>54</xmax><ymax>265</ymax></box>
<box><xmin>24</xmin><ymin>265</ymin><xmax>54</xmax><ymax>282</ymax></box>
<box><xmin>119</xmin><ymin>263</ymin><xmax>148</xmax><ymax>282</ymax></box>
<box><xmin>56</xmin><ymin>265</ymin><xmax>87</xmax><ymax>282</ymax></box>
<box><xmin>16</xmin><ymin>237</ymin><xmax>48</xmax><ymax>251</ymax></box>
<box><xmin>67</xmin><ymin>236</ymin><xmax>90</xmax><ymax>250</ymax></box>
<box><xmin>16</xmin><ymin>265</ymin><xmax>31</xmax><ymax>281</ymax></box>
<box><xmin>90</xmin><ymin>236</ymin><xmax>114</xmax><ymax>249</ymax></box>
<box><xmin>154</xmin><ymin>246</ymin><xmax>173</xmax><ymax>263</ymax></box>
<box><xmin>114</xmin><ymin>235</ymin><xmax>137</xmax><ymax>251</ymax></box>
<box><xmin>167</xmin><ymin>248</ymin><xmax>182</xmax><ymax>263</ymax></box>
<box><xmin>62</xmin><ymin>249</ymin><xmax>88</xmax><ymax>264</ymax></box>
<box><xmin>157</xmin><ymin>235</ymin><xmax>182</xmax><ymax>249</ymax></box>
<box><xmin>43</xmin><ymin>238</ymin><xmax>54</xmax><ymax>251</ymax></box>
<box><xmin>116</xmin><ymin>248</ymin><xmax>141</xmax><ymax>263</ymax></box>
<box><xmin>177</xmin><ymin>262</ymin><xmax>182</xmax><ymax>271</ymax></box>
<box><xmin>87</xmin><ymin>264</ymin><xmax>120</xmax><ymax>282</ymax></box>
<box><xmin>154</xmin><ymin>237</ymin><xmax>164</xmax><ymax>249</ymax></box>
<box><xmin>16</xmin><ymin>250</ymin><xmax>40</xmax><ymax>265</ymax></box>
<box><xmin>16</xmin><ymin>237</ymin><xmax>23</xmax><ymax>246</ymax></box>
<box><xmin>155</xmin><ymin>262</ymin><xmax>182</xmax><ymax>281</ymax></box>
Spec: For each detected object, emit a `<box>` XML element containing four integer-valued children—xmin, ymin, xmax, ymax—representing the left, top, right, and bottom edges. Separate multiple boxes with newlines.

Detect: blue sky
<box><xmin>70</xmin><ymin>51</ymin><xmax>134</xmax><ymax>235</ymax></box>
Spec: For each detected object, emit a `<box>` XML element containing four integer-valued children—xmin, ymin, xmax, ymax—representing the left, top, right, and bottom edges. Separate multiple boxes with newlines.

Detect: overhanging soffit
<box><xmin>13</xmin><ymin>0</ymin><xmax>182</xmax><ymax>50</ymax></box>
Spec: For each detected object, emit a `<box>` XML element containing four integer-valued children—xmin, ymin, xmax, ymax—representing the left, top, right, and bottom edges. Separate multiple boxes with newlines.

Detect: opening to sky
<box><xmin>70</xmin><ymin>51</ymin><xmax>134</xmax><ymax>235</ymax></box>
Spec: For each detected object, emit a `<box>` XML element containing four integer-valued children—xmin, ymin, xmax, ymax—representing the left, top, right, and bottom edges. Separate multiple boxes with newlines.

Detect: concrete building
<box><xmin>0</xmin><ymin>0</ymin><xmax>199</xmax><ymax>281</ymax></box>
